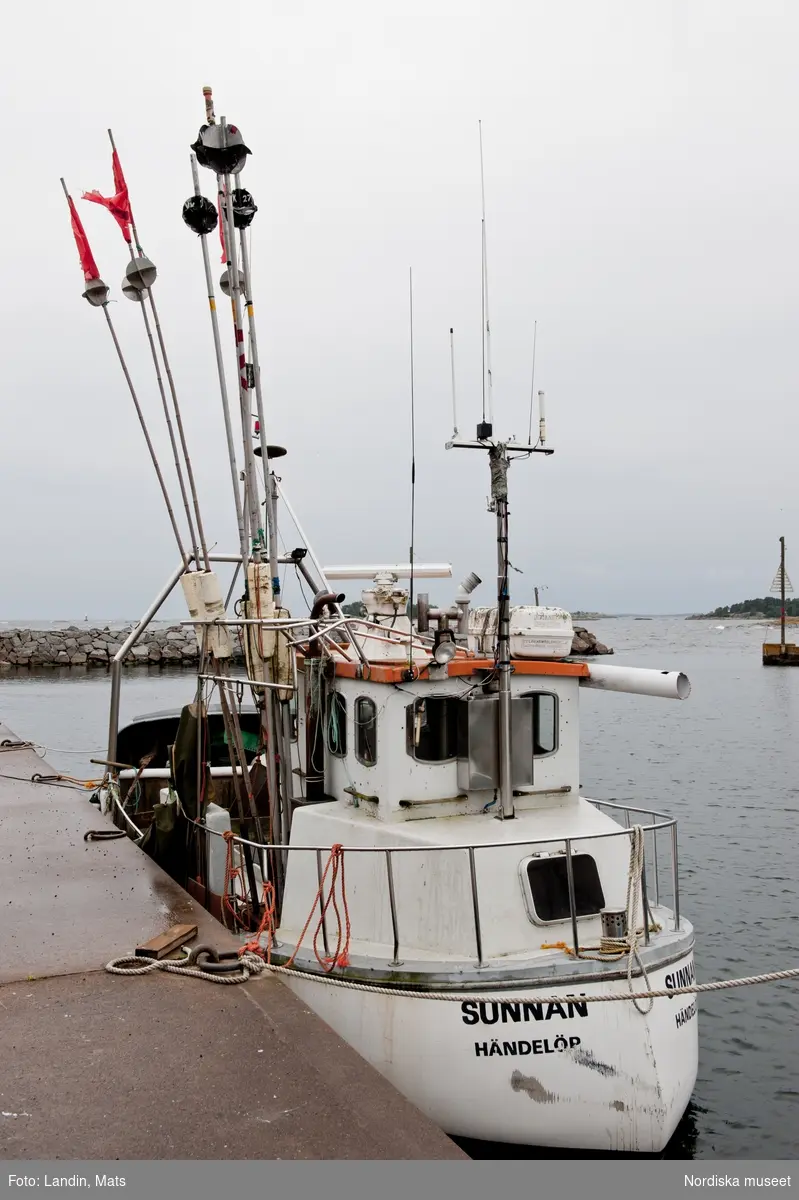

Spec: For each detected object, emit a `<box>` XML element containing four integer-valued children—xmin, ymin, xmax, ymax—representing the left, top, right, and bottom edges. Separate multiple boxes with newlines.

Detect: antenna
<box><xmin>407</xmin><ymin>268</ymin><xmax>417</xmax><ymax>678</ymax></box>
<box><xmin>449</xmin><ymin>327</ymin><xmax>459</xmax><ymax>438</ymax></box>
<box><xmin>526</xmin><ymin>320</ymin><xmax>538</xmax><ymax>443</ymax></box>
<box><xmin>478</xmin><ymin>120</ymin><xmax>494</xmax><ymax>439</ymax></box>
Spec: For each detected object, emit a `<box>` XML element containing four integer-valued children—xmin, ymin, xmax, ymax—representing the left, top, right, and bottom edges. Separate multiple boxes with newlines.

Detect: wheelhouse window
<box><xmin>520</xmin><ymin>691</ymin><xmax>558</xmax><ymax>756</ymax></box>
<box><xmin>521</xmin><ymin>853</ymin><xmax>605</xmax><ymax>925</ymax></box>
<box><xmin>355</xmin><ymin>696</ymin><xmax>378</xmax><ymax>766</ymax></box>
<box><xmin>406</xmin><ymin>696</ymin><xmax>460</xmax><ymax>762</ymax></box>
<box><xmin>326</xmin><ymin>691</ymin><xmax>347</xmax><ymax>757</ymax></box>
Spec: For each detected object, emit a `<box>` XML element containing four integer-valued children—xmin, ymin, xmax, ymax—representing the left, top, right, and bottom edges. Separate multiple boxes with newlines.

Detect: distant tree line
<box><xmin>704</xmin><ymin>597</ymin><xmax>799</xmax><ymax>617</ymax></box>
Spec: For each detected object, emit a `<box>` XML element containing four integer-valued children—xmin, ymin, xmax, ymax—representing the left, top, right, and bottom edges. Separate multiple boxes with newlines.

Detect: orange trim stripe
<box><xmin>323</xmin><ymin>657</ymin><xmax>589</xmax><ymax>683</ymax></box>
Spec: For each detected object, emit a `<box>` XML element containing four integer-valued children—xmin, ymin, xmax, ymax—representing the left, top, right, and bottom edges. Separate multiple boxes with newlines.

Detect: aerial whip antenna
<box><xmin>478</xmin><ymin>120</ymin><xmax>494</xmax><ymax>438</ymax></box>
<box><xmin>449</xmin><ymin>327</ymin><xmax>459</xmax><ymax>439</ymax></box>
<box><xmin>407</xmin><ymin>268</ymin><xmax>417</xmax><ymax>679</ymax></box>
<box><xmin>526</xmin><ymin>320</ymin><xmax>538</xmax><ymax>443</ymax></box>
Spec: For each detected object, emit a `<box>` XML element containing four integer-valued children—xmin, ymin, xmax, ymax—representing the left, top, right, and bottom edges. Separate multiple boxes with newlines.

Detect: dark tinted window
<box><xmin>519</xmin><ymin>691</ymin><xmax>558</xmax><ymax>756</ymax></box>
<box><xmin>406</xmin><ymin>697</ymin><xmax>460</xmax><ymax>762</ymax></box>
<box><xmin>525</xmin><ymin>854</ymin><xmax>604</xmax><ymax>923</ymax></box>
<box><xmin>355</xmin><ymin>696</ymin><xmax>377</xmax><ymax>766</ymax></box>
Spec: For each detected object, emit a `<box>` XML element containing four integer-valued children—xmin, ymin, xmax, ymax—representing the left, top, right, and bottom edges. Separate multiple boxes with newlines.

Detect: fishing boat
<box><xmin>65</xmin><ymin>89</ymin><xmax>698</xmax><ymax>1153</ymax></box>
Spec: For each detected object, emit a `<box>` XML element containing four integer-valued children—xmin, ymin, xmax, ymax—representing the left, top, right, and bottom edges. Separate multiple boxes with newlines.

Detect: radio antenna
<box><xmin>449</xmin><ymin>327</ymin><xmax>459</xmax><ymax>438</ymax></box>
<box><xmin>526</xmin><ymin>320</ymin><xmax>538</xmax><ymax>443</ymax></box>
<box><xmin>479</xmin><ymin>120</ymin><xmax>494</xmax><ymax>437</ymax></box>
<box><xmin>407</xmin><ymin>268</ymin><xmax>417</xmax><ymax>677</ymax></box>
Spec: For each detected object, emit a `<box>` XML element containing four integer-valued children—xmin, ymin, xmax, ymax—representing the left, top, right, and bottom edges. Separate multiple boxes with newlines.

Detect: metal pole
<box><xmin>467</xmin><ymin>846</ymin><xmax>484</xmax><ymax>967</ymax></box>
<box><xmin>127</xmin><ymin>256</ymin><xmax>200</xmax><ymax>566</ymax></box>
<box><xmin>190</xmin><ymin>153</ymin><xmax>248</xmax><ymax>562</ymax></box>
<box><xmin>652</xmin><ymin>818</ymin><xmax>660</xmax><ymax>907</ymax></box>
<box><xmin>781</xmin><ymin>535</ymin><xmax>786</xmax><ymax>655</ymax></box>
<box><xmin>492</xmin><ymin>445</ymin><xmax>514</xmax><ymax>819</ymax></box>
<box><xmin>108</xmin><ymin>130</ymin><xmax>210</xmax><ymax>572</ymax></box>
<box><xmin>101</xmin><ymin>305</ymin><xmax>189</xmax><ymax>568</ymax></box>
<box><xmin>235</xmin><ymin>173</ymin><xmax>280</xmax><ymax>598</ymax></box>
<box><xmin>385</xmin><ymin>850</ymin><xmax>401</xmax><ymax>965</ymax></box>
<box><xmin>219</xmin><ymin>120</ymin><xmax>262</xmax><ymax>556</ymax></box>
<box><xmin>107</xmin><ymin>558</ymin><xmax>189</xmax><ymax>764</ymax></box>
<box><xmin>671</xmin><ymin>823</ymin><xmax>681</xmax><ymax>931</ymax></box>
<box><xmin>316</xmin><ymin>849</ymin><xmax>330</xmax><ymax>956</ymax></box>
<box><xmin>274</xmin><ymin>479</ymin><xmax>369</xmax><ymax>668</ymax></box>
<box><xmin>564</xmin><ymin>838</ymin><xmax>580</xmax><ymax>957</ymax></box>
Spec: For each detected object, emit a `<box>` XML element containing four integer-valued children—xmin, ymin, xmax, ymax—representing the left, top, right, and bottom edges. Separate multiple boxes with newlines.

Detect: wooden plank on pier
<box><xmin>135</xmin><ymin>922</ymin><xmax>198</xmax><ymax>959</ymax></box>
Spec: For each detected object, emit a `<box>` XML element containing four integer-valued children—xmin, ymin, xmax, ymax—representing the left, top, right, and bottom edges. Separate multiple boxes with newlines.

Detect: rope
<box><xmin>0</xmin><ymin>740</ymin><xmax>35</xmax><ymax>753</ymax></box>
<box><xmin>570</xmin><ymin>825</ymin><xmax>654</xmax><ymax>1014</ymax></box>
<box><xmin>241</xmin><ymin>880</ymin><xmax>278</xmax><ymax>962</ymax></box>
<box><xmin>284</xmin><ymin>844</ymin><xmax>351</xmax><ymax>972</ymax></box>
<box><xmin>222</xmin><ymin>829</ymin><xmax>250</xmax><ymax>930</ymax></box>
<box><xmin>103</xmin><ymin>947</ymin><xmax>799</xmax><ymax>1002</ymax></box>
<box><xmin>106</xmin><ymin>948</ymin><xmax>267</xmax><ymax>984</ymax></box>
<box><xmin>248</xmin><ymin>962</ymin><xmax>799</xmax><ymax>1003</ymax></box>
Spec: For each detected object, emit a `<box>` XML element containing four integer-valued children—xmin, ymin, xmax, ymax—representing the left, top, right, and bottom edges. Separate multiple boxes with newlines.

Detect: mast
<box><xmin>781</xmin><ymin>535</ymin><xmax>786</xmax><ymax>655</ymax></box>
<box><xmin>447</xmin><ymin>427</ymin><xmax>553</xmax><ymax>819</ymax></box>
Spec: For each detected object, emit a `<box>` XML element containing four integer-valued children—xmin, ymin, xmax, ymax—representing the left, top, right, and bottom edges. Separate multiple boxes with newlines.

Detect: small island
<box><xmin>686</xmin><ymin>597</ymin><xmax>799</xmax><ymax>620</ymax></box>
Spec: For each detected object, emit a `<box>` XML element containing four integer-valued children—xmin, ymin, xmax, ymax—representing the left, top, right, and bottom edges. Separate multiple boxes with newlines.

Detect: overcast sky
<box><xmin>1</xmin><ymin>1</ymin><xmax>798</xmax><ymax>618</ymax></box>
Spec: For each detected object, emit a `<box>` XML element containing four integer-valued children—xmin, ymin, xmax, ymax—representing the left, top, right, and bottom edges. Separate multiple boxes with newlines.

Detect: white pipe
<box><xmin>579</xmin><ymin>663</ymin><xmax>690</xmax><ymax>700</ymax></box>
<box><xmin>119</xmin><ymin>766</ymin><xmax>252</xmax><ymax>780</ymax></box>
<box><xmin>322</xmin><ymin>563</ymin><xmax>452</xmax><ymax>580</ymax></box>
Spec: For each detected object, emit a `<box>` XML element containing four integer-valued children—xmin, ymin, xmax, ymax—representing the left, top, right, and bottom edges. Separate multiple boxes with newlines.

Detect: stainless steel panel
<box><xmin>456</xmin><ymin>695</ymin><xmax>534</xmax><ymax>791</ymax></box>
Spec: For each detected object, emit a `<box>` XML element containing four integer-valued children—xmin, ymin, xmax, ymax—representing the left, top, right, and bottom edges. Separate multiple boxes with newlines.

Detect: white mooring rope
<box><xmin>105</xmin><ymin>825</ymin><xmax>799</xmax><ymax>1004</ymax></box>
<box><xmin>104</xmin><ymin>951</ymin><xmax>799</xmax><ymax>1002</ymax></box>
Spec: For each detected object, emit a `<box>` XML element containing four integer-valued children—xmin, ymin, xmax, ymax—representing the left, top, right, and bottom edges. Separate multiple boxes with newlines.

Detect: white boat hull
<box><xmin>283</xmin><ymin>951</ymin><xmax>698</xmax><ymax>1153</ymax></box>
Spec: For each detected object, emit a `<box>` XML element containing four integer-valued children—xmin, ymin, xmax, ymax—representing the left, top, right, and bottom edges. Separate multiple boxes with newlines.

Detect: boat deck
<box><xmin>0</xmin><ymin>725</ymin><xmax>464</xmax><ymax>1160</ymax></box>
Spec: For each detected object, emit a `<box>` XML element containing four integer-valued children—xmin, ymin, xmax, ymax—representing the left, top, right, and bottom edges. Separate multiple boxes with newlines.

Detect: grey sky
<box><xmin>1</xmin><ymin>1</ymin><xmax>797</xmax><ymax>618</ymax></box>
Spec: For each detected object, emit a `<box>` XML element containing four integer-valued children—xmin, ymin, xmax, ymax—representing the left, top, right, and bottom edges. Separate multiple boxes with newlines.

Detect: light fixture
<box><xmin>433</xmin><ymin>628</ymin><xmax>457</xmax><ymax>665</ymax></box>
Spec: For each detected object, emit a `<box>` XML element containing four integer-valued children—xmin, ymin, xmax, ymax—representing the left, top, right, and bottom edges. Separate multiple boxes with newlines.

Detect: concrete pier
<box><xmin>0</xmin><ymin>725</ymin><xmax>465</xmax><ymax>1160</ymax></box>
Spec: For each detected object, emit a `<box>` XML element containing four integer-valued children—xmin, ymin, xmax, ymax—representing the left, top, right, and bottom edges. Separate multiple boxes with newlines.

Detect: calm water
<box><xmin>1</xmin><ymin>617</ymin><xmax>798</xmax><ymax>1158</ymax></box>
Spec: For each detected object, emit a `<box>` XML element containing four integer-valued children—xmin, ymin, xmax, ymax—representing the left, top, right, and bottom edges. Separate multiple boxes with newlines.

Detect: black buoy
<box><xmin>191</xmin><ymin>123</ymin><xmax>251</xmax><ymax>176</ymax></box>
<box><xmin>232</xmin><ymin>188</ymin><xmax>257</xmax><ymax>228</ymax></box>
<box><xmin>182</xmin><ymin>195</ymin><xmax>218</xmax><ymax>236</ymax></box>
<box><xmin>253</xmin><ymin>444</ymin><xmax>287</xmax><ymax>459</ymax></box>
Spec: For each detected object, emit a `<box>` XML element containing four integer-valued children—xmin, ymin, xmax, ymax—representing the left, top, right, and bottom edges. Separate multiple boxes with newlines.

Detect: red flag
<box><xmin>67</xmin><ymin>195</ymin><xmax>100</xmax><ymax>282</ymax></box>
<box><xmin>218</xmin><ymin>194</ymin><xmax>227</xmax><ymax>264</ymax></box>
<box><xmin>83</xmin><ymin>148</ymin><xmax>133</xmax><ymax>243</ymax></box>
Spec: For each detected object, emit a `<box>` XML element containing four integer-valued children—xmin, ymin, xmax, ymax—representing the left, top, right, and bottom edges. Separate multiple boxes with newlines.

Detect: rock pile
<box><xmin>0</xmin><ymin>625</ymin><xmax>246</xmax><ymax>669</ymax></box>
<box><xmin>571</xmin><ymin>625</ymin><xmax>613</xmax><ymax>656</ymax></box>
<box><xmin>0</xmin><ymin>622</ymin><xmax>612</xmax><ymax>668</ymax></box>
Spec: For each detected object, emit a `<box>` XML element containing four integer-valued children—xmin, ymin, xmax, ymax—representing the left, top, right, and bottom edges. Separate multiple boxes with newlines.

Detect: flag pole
<box><xmin>219</xmin><ymin>118</ymin><xmax>263</xmax><ymax>560</ymax></box>
<box><xmin>233</xmin><ymin>168</ymin><xmax>280</xmax><ymax>601</ymax></box>
<box><xmin>60</xmin><ymin>179</ymin><xmax>190</xmax><ymax>568</ymax></box>
<box><xmin>106</xmin><ymin>130</ymin><xmax>211</xmax><ymax>573</ymax></box>
<box><xmin>189</xmin><ymin>152</ymin><xmax>248</xmax><ymax>564</ymax></box>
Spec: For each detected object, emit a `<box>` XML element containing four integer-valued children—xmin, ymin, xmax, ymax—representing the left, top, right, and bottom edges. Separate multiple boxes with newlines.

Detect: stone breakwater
<box><xmin>0</xmin><ymin>625</ymin><xmax>245</xmax><ymax>668</ymax></box>
<box><xmin>571</xmin><ymin>626</ymin><xmax>613</xmax><ymax>656</ymax></box>
<box><xmin>0</xmin><ymin>624</ymin><xmax>612</xmax><ymax>668</ymax></box>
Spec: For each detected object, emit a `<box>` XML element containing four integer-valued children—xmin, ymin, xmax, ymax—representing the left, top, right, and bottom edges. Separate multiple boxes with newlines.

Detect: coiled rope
<box><xmin>106</xmin><ymin>947</ymin><xmax>268</xmax><ymax>985</ymax></box>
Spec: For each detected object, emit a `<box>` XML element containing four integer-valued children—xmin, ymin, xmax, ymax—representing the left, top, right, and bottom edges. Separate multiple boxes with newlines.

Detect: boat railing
<box><xmin>189</xmin><ymin>801</ymin><xmax>681</xmax><ymax>969</ymax></box>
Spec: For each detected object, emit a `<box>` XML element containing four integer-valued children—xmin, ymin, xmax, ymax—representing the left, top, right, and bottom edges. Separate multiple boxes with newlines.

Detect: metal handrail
<box><xmin>200</xmin><ymin>812</ymin><xmax>677</xmax><ymax>854</ymax></box>
<box><xmin>195</xmin><ymin>798</ymin><xmax>681</xmax><ymax>967</ymax></box>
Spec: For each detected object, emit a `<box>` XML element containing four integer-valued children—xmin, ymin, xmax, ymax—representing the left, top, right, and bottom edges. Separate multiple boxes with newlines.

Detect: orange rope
<box><xmin>285</xmin><ymin>844</ymin><xmax>351</xmax><ymax>973</ymax></box>
<box><xmin>222</xmin><ymin>829</ymin><xmax>249</xmax><ymax>930</ymax></box>
<box><xmin>241</xmin><ymin>880</ymin><xmax>277</xmax><ymax>963</ymax></box>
